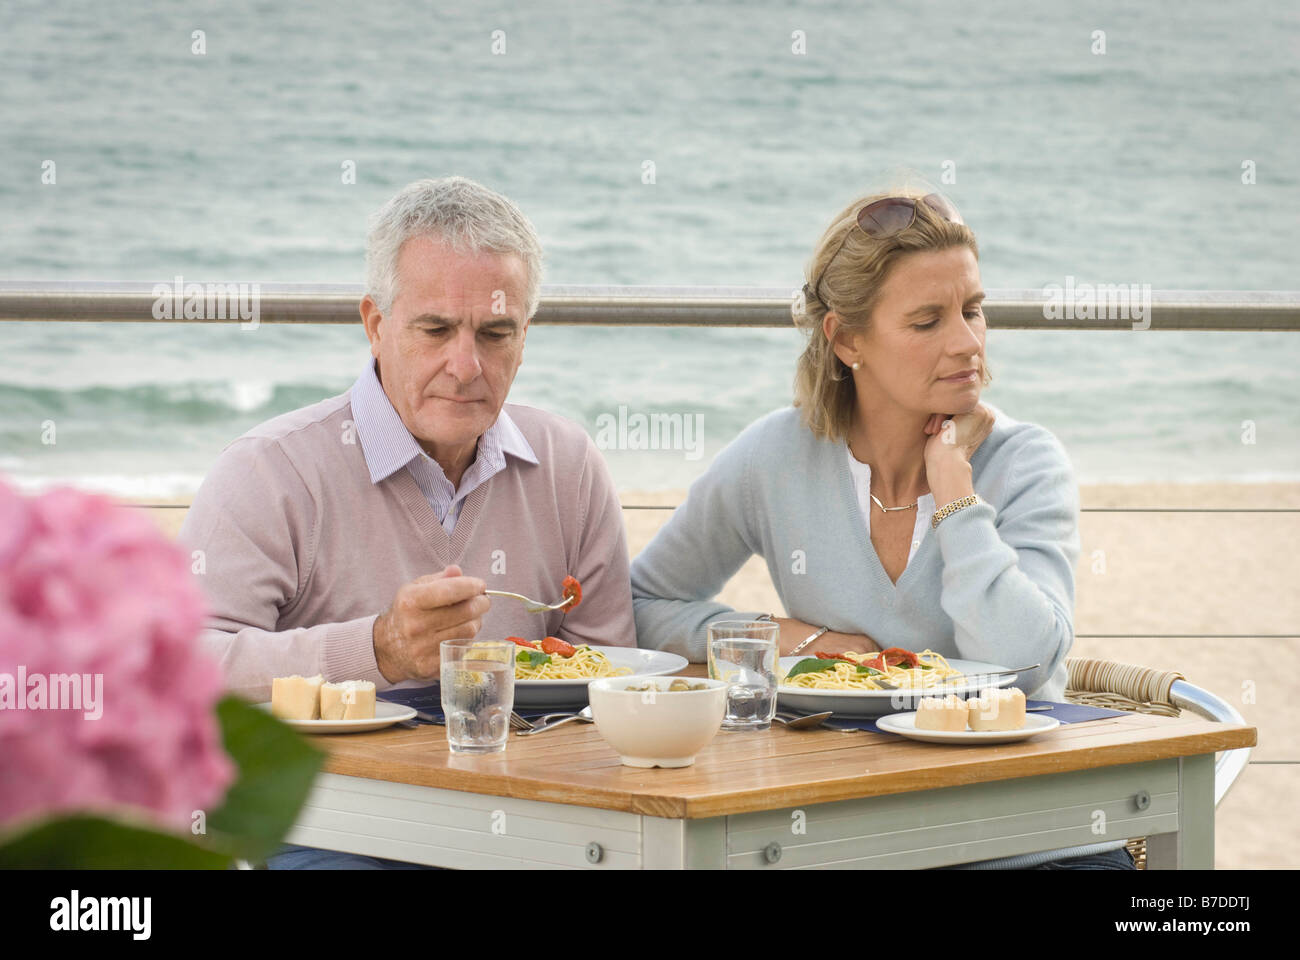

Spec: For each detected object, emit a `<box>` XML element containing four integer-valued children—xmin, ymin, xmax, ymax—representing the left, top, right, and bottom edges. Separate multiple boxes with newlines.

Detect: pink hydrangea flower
<box><xmin>0</xmin><ymin>477</ymin><xmax>235</xmax><ymax>835</ymax></box>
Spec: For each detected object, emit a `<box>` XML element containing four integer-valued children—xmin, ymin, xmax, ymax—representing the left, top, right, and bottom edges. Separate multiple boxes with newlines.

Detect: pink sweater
<box><xmin>178</xmin><ymin>394</ymin><xmax>635</xmax><ymax>702</ymax></box>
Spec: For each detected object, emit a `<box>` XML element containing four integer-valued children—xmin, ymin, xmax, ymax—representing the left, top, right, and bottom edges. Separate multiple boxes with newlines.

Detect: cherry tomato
<box><xmin>540</xmin><ymin>636</ymin><xmax>576</xmax><ymax>658</ymax></box>
<box><xmin>561</xmin><ymin>575</ymin><xmax>582</xmax><ymax>610</ymax></box>
<box><xmin>814</xmin><ymin>651</ymin><xmax>857</xmax><ymax>662</ymax></box>
<box><xmin>877</xmin><ymin>647</ymin><xmax>920</xmax><ymax>668</ymax></box>
<box><xmin>508</xmin><ymin>636</ymin><xmax>539</xmax><ymax>649</ymax></box>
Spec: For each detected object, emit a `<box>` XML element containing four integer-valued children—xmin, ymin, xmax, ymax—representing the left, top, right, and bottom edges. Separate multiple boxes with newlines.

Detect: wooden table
<box><xmin>286</xmin><ymin>667</ymin><xmax>1256</xmax><ymax>869</ymax></box>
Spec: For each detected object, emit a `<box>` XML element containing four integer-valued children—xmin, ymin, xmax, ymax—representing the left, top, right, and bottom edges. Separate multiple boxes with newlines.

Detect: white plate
<box><xmin>514</xmin><ymin>645</ymin><xmax>689</xmax><ymax>707</ymax></box>
<box><xmin>777</xmin><ymin>657</ymin><xmax>1017</xmax><ymax>718</ymax></box>
<box><xmin>876</xmin><ymin>710</ymin><xmax>1061</xmax><ymax>744</ymax></box>
<box><xmin>255</xmin><ymin>700</ymin><xmax>417</xmax><ymax>734</ymax></box>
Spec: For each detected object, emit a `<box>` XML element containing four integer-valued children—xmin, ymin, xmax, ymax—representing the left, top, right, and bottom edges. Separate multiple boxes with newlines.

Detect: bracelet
<box><xmin>931</xmin><ymin>494</ymin><xmax>981</xmax><ymax>529</ymax></box>
<box><xmin>754</xmin><ymin>614</ymin><xmax>828</xmax><ymax>656</ymax></box>
<box><xmin>789</xmin><ymin>625</ymin><xmax>830</xmax><ymax>656</ymax></box>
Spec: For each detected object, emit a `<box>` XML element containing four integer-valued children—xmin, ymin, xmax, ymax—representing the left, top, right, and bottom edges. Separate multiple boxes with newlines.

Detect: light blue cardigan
<box><xmin>630</xmin><ymin>402</ymin><xmax>1081</xmax><ymax>701</ymax></box>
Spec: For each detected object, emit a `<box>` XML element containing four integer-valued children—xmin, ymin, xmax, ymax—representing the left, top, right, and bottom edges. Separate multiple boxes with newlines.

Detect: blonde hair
<box><xmin>792</xmin><ymin>190</ymin><xmax>991</xmax><ymax>441</ymax></box>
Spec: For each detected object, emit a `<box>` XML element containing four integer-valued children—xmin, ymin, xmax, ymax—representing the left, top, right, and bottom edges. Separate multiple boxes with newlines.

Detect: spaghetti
<box><xmin>510</xmin><ymin>636</ymin><xmax>632</xmax><ymax>681</ymax></box>
<box><xmin>780</xmin><ymin>648</ymin><xmax>964</xmax><ymax>691</ymax></box>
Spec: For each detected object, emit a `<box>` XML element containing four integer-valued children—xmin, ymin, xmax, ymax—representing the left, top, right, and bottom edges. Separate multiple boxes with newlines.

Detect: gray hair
<box><xmin>365</xmin><ymin>176</ymin><xmax>544</xmax><ymax>318</ymax></box>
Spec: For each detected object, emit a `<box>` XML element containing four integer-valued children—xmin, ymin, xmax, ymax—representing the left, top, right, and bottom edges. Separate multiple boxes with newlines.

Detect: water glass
<box><xmin>440</xmin><ymin>639</ymin><xmax>515</xmax><ymax>754</ymax></box>
<box><xmin>707</xmin><ymin>620</ymin><xmax>779</xmax><ymax>731</ymax></box>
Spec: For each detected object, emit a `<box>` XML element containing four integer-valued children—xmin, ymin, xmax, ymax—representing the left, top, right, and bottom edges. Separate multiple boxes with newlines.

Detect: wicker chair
<box><xmin>1064</xmin><ymin>656</ymin><xmax>1252</xmax><ymax>870</ymax></box>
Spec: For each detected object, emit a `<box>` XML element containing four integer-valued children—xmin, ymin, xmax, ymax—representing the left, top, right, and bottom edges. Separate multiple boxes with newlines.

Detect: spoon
<box><xmin>774</xmin><ymin>710</ymin><xmax>836</xmax><ymax>730</ymax></box>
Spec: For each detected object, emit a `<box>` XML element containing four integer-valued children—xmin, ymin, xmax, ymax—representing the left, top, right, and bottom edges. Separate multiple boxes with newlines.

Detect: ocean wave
<box><xmin>3</xmin><ymin>472</ymin><xmax>209</xmax><ymax>500</ymax></box>
<box><xmin>5</xmin><ymin>469</ymin><xmax>1297</xmax><ymax>502</ymax></box>
<box><xmin>0</xmin><ymin>380</ymin><xmax>348</xmax><ymax>422</ymax></box>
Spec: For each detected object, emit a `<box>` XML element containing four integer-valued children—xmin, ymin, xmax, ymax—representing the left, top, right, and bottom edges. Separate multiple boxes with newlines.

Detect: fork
<box><xmin>515</xmin><ymin>706</ymin><xmax>594</xmax><ymax>736</ymax></box>
<box><xmin>404</xmin><ymin>711</ymin><xmax>535</xmax><ymax>730</ymax></box>
<box><xmin>484</xmin><ymin>589</ymin><xmax>573</xmax><ymax>614</ymax></box>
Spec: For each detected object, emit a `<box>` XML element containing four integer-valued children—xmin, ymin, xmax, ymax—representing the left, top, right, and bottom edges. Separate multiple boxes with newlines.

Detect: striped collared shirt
<box><xmin>349</xmin><ymin>358</ymin><xmax>538</xmax><ymax>534</ymax></box>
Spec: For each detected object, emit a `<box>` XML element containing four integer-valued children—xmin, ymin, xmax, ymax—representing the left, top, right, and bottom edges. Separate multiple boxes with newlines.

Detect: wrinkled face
<box><xmin>365</xmin><ymin>234</ymin><xmax>530</xmax><ymax>457</ymax></box>
<box><xmin>840</xmin><ymin>246</ymin><xmax>986</xmax><ymax>416</ymax></box>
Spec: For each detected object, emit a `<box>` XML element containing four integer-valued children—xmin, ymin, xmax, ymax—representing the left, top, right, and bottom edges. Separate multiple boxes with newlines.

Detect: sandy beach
<box><xmin>137</xmin><ymin>481</ymin><xmax>1299</xmax><ymax>868</ymax></box>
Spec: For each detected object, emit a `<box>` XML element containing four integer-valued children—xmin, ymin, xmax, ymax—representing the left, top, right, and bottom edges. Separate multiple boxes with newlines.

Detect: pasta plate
<box><xmin>514</xmin><ymin>645</ymin><xmax>688</xmax><ymax>707</ymax></box>
<box><xmin>777</xmin><ymin>656</ymin><xmax>1018</xmax><ymax>718</ymax></box>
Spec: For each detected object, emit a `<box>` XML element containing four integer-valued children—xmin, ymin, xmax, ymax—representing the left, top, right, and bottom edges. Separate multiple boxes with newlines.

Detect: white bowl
<box><xmin>587</xmin><ymin>676</ymin><xmax>728</xmax><ymax>768</ymax></box>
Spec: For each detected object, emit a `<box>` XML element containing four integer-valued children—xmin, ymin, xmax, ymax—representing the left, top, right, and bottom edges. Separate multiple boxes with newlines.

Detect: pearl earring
<box><xmin>851</xmin><ymin>361</ymin><xmax>861</xmax><ymax>370</ymax></box>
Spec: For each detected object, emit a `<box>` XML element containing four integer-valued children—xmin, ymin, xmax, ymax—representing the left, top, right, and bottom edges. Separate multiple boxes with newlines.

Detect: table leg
<box><xmin>642</xmin><ymin>816</ymin><xmax>727</xmax><ymax>869</ymax></box>
<box><xmin>1145</xmin><ymin>754</ymin><xmax>1215</xmax><ymax>869</ymax></box>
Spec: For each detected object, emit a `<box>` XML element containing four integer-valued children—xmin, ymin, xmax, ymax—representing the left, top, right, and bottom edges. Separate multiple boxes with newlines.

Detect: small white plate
<box><xmin>255</xmin><ymin>700</ymin><xmax>417</xmax><ymax>734</ymax></box>
<box><xmin>876</xmin><ymin>711</ymin><xmax>1061</xmax><ymax>744</ymax></box>
<box><xmin>514</xmin><ymin>645</ymin><xmax>689</xmax><ymax>707</ymax></box>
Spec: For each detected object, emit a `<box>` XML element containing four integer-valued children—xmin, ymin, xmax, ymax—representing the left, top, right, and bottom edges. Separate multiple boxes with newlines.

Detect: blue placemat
<box><xmin>826</xmin><ymin>699</ymin><xmax>1132</xmax><ymax>734</ymax></box>
<box><xmin>380</xmin><ymin>688</ymin><xmax>1132</xmax><ymax>732</ymax></box>
<box><xmin>378</xmin><ymin>683</ymin><xmax>586</xmax><ymax>725</ymax></box>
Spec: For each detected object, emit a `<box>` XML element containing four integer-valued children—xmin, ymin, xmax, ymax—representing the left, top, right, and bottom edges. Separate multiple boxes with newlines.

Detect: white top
<box><xmin>845</xmin><ymin>446</ymin><xmax>936</xmax><ymax>568</ymax></box>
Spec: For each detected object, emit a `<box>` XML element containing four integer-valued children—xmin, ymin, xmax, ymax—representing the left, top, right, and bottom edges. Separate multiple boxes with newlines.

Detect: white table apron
<box><xmin>283</xmin><ymin>754</ymin><xmax>1215</xmax><ymax>869</ymax></box>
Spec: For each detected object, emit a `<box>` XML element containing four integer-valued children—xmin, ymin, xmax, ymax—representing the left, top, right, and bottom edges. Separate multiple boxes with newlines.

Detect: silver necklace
<box><xmin>847</xmin><ymin>439</ymin><xmax>918</xmax><ymax>513</ymax></box>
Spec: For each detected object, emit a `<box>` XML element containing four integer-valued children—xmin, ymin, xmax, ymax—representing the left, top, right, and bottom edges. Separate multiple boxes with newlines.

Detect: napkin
<box><xmin>378</xmin><ymin>683</ymin><xmax>587</xmax><ymax>724</ymax></box>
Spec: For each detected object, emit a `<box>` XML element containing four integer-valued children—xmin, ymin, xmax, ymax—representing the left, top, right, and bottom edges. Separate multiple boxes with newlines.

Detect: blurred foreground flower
<box><xmin>0</xmin><ymin>477</ymin><xmax>235</xmax><ymax>833</ymax></box>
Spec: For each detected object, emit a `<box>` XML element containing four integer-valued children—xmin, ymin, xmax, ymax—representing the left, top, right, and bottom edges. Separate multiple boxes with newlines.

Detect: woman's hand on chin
<box><xmin>923</xmin><ymin>402</ymin><xmax>995</xmax><ymax>466</ymax></box>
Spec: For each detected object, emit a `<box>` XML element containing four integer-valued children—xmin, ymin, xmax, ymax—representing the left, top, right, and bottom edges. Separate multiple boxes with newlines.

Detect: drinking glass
<box><xmin>440</xmin><ymin>639</ymin><xmax>515</xmax><ymax>754</ymax></box>
<box><xmin>707</xmin><ymin>620</ymin><xmax>779</xmax><ymax>731</ymax></box>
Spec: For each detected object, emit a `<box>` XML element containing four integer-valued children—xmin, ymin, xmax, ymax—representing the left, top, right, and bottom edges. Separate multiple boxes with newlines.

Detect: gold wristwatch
<box><xmin>931</xmin><ymin>494</ymin><xmax>981</xmax><ymax>529</ymax></box>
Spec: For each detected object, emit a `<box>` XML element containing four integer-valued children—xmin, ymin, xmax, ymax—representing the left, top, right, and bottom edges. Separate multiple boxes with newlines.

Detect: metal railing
<box><xmin>1</xmin><ymin>281</ymin><xmax>1299</xmax><ymax>330</ymax></box>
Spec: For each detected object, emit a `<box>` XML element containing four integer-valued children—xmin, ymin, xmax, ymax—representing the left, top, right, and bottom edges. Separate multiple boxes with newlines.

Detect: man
<box><xmin>179</xmin><ymin>176</ymin><xmax>635</xmax><ymax>868</ymax></box>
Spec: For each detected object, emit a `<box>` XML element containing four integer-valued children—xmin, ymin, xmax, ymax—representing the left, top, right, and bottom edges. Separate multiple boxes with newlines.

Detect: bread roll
<box><xmin>967</xmin><ymin>687</ymin><xmax>1026</xmax><ymax>731</ymax></box>
<box><xmin>320</xmin><ymin>680</ymin><xmax>377</xmax><ymax>720</ymax></box>
<box><xmin>271</xmin><ymin>674</ymin><xmax>324</xmax><ymax>721</ymax></box>
<box><xmin>915</xmin><ymin>694</ymin><xmax>969</xmax><ymax>731</ymax></box>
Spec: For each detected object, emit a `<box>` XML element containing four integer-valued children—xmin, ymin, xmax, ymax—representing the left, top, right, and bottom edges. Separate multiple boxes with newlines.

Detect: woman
<box><xmin>630</xmin><ymin>189</ymin><xmax>1133</xmax><ymax>870</ymax></box>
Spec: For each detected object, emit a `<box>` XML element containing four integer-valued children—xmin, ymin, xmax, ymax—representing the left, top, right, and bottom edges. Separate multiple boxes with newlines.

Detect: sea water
<box><xmin>2</xmin><ymin>0</ymin><xmax>1298</xmax><ymax>494</ymax></box>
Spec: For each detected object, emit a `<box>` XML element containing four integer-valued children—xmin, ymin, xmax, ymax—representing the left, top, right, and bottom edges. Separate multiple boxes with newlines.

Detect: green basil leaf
<box><xmin>785</xmin><ymin>658</ymin><xmax>841</xmax><ymax>678</ymax></box>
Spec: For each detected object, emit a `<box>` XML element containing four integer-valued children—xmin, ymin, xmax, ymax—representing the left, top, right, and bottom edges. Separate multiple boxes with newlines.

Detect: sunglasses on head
<box><xmin>855</xmin><ymin>192</ymin><xmax>963</xmax><ymax>238</ymax></box>
<box><xmin>805</xmin><ymin>193</ymin><xmax>964</xmax><ymax>303</ymax></box>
